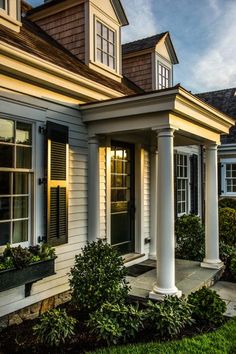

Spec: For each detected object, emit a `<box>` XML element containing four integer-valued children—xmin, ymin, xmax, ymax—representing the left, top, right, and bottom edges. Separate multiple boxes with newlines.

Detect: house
<box><xmin>0</xmin><ymin>0</ymin><xmax>234</xmax><ymax>324</ymax></box>
<box><xmin>197</xmin><ymin>89</ymin><xmax>236</xmax><ymax>199</ymax></box>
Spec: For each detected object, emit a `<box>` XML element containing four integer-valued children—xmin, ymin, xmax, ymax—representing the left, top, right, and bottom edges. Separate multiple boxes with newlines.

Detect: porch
<box><xmin>126</xmin><ymin>259</ymin><xmax>224</xmax><ymax>300</ymax></box>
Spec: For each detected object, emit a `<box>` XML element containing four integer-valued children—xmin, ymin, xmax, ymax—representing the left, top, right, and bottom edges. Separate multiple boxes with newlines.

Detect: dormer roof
<box><xmin>122</xmin><ymin>32</ymin><xmax>179</xmax><ymax>64</ymax></box>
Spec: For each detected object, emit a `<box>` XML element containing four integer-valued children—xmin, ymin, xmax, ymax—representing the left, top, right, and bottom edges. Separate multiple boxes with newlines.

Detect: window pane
<box><xmin>13</xmin><ymin>173</ymin><xmax>28</xmax><ymax>194</ymax></box>
<box><xmin>0</xmin><ymin>197</ymin><xmax>10</xmax><ymax>220</ymax></box>
<box><xmin>109</xmin><ymin>43</ymin><xmax>114</xmax><ymax>55</ymax></box>
<box><xmin>97</xmin><ymin>35</ymin><xmax>102</xmax><ymax>50</ymax></box>
<box><xmin>103</xmin><ymin>39</ymin><xmax>108</xmax><ymax>53</ymax></box>
<box><xmin>16</xmin><ymin>146</ymin><xmax>31</xmax><ymax>169</ymax></box>
<box><xmin>109</xmin><ymin>30</ymin><xmax>114</xmax><ymax>43</ymax></box>
<box><xmin>0</xmin><ymin>118</ymin><xmax>14</xmax><ymax>143</ymax></box>
<box><xmin>13</xmin><ymin>220</ymin><xmax>28</xmax><ymax>243</ymax></box>
<box><xmin>0</xmin><ymin>172</ymin><xmax>11</xmax><ymax>194</ymax></box>
<box><xmin>109</xmin><ymin>56</ymin><xmax>115</xmax><ymax>69</ymax></box>
<box><xmin>0</xmin><ymin>222</ymin><xmax>10</xmax><ymax>245</ymax></box>
<box><xmin>13</xmin><ymin>196</ymin><xmax>28</xmax><ymax>219</ymax></box>
<box><xmin>97</xmin><ymin>21</ymin><xmax>102</xmax><ymax>35</ymax></box>
<box><xmin>16</xmin><ymin>122</ymin><xmax>32</xmax><ymax>145</ymax></box>
<box><xmin>0</xmin><ymin>145</ymin><xmax>14</xmax><ymax>167</ymax></box>
<box><xmin>103</xmin><ymin>26</ymin><xmax>108</xmax><ymax>39</ymax></box>
<box><xmin>97</xmin><ymin>49</ymin><xmax>102</xmax><ymax>63</ymax></box>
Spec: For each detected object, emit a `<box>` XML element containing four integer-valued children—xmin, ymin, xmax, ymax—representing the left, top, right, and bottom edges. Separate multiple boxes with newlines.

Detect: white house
<box><xmin>0</xmin><ymin>0</ymin><xmax>234</xmax><ymax>323</ymax></box>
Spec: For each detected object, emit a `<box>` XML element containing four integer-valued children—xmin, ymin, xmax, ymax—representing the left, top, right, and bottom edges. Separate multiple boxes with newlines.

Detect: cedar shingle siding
<box><xmin>36</xmin><ymin>4</ymin><xmax>85</xmax><ymax>62</ymax></box>
<box><xmin>122</xmin><ymin>53</ymin><xmax>153</xmax><ymax>92</ymax></box>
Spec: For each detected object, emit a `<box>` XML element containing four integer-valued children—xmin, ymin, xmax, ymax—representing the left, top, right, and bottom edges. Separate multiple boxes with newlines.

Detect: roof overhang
<box><xmin>81</xmin><ymin>86</ymin><xmax>235</xmax><ymax>144</ymax></box>
<box><xmin>110</xmin><ymin>0</ymin><xmax>129</xmax><ymax>26</ymax></box>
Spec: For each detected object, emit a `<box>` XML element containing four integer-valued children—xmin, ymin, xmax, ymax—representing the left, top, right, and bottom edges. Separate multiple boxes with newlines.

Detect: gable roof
<box><xmin>0</xmin><ymin>18</ymin><xmax>138</xmax><ymax>96</ymax></box>
<box><xmin>122</xmin><ymin>32</ymin><xmax>179</xmax><ymax>64</ymax></box>
<box><xmin>196</xmin><ymin>88</ymin><xmax>236</xmax><ymax>120</ymax></box>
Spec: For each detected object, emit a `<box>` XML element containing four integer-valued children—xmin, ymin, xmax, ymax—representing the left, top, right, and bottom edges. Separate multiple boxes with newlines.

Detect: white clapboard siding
<box><xmin>0</xmin><ymin>94</ymin><xmax>88</xmax><ymax>317</ymax></box>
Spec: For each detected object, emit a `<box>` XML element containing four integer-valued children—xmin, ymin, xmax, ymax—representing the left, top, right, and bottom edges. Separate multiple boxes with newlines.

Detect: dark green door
<box><xmin>110</xmin><ymin>142</ymin><xmax>135</xmax><ymax>254</ymax></box>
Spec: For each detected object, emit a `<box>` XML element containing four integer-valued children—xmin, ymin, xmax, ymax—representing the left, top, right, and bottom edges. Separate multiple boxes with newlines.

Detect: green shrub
<box><xmin>219</xmin><ymin>207</ymin><xmax>236</xmax><ymax>246</ymax></box>
<box><xmin>145</xmin><ymin>296</ymin><xmax>193</xmax><ymax>339</ymax></box>
<box><xmin>175</xmin><ymin>214</ymin><xmax>205</xmax><ymax>261</ymax></box>
<box><xmin>188</xmin><ymin>287</ymin><xmax>226</xmax><ymax>325</ymax></box>
<box><xmin>219</xmin><ymin>198</ymin><xmax>236</xmax><ymax>210</ymax></box>
<box><xmin>33</xmin><ymin>309</ymin><xmax>76</xmax><ymax>347</ymax></box>
<box><xmin>230</xmin><ymin>255</ymin><xmax>236</xmax><ymax>279</ymax></box>
<box><xmin>3</xmin><ymin>244</ymin><xmax>32</xmax><ymax>269</ymax></box>
<box><xmin>87</xmin><ymin>302</ymin><xmax>144</xmax><ymax>345</ymax></box>
<box><xmin>69</xmin><ymin>240</ymin><xmax>130</xmax><ymax>312</ymax></box>
<box><xmin>219</xmin><ymin>241</ymin><xmax>236</xmax><ymax>264</ymax></box>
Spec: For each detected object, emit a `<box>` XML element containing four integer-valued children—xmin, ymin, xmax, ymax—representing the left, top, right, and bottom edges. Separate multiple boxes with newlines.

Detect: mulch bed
<box><xmin>0</xmin><ymin>302</ymin><xmax>225</xmax><ymax>354</ymax></box>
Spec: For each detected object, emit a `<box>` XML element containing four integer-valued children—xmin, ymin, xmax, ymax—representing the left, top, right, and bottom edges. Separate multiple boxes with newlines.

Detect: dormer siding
<box><xmin>35</xmin><ymin>3</ymin><xmax>85</xmax><ymax>62</ymax></box>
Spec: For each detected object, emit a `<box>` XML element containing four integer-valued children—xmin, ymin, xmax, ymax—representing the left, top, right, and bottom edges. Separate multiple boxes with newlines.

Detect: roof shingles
<box><xmin>122</xmin><ymin>32</ymin><xmax>167</xmax><ymax>55</ymax></box>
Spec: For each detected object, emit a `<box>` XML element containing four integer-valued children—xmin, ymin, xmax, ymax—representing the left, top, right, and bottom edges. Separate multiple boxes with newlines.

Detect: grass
<box><xmin>91</xmin><ymin>317</ymin><xmax>236</xmax><ymax>354</ymax></box>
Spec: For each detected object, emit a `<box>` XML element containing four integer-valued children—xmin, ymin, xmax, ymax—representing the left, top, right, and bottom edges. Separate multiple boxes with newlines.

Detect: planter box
<box><xmin>0</xmin><ymin>258</ymin><xmax>56</xmax><ymax>295</ymax></box>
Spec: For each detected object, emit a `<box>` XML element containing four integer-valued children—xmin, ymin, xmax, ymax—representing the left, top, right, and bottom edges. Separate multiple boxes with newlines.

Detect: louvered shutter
<box><xmin>174</xmin><ymin>152</ymin><xmax>178</xmax><ymax>219</ymax></box>
<box><xmin>46</xmin><ymin>122</ymin><xmax>68</xmax><ymax>246</ymax></box>
<box><xmin>218</xmin><ymin>163</ymin><xmax>222</xmax><ymax>196</ymax></box>
<box><xmin>190</xmin><ymin>154</ymin><xmax>198</xmax><ymax>215</ymax></box>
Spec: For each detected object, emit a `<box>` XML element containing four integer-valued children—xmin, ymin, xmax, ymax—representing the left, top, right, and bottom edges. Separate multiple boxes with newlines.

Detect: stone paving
<box><xmin>212</xmin><ymin>281</ymin><xmax>236</xmax><ymax>318</ymax></box>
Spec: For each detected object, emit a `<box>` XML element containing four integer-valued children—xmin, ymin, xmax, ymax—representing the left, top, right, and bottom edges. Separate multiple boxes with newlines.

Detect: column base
<box><xmin>149</xmin><ymin>284</ymin><xmax>182</xmax><ymax>300</ymax></box>
<box><xmin>201</xmin><ymin>259</ymin><xmax>224</xmax><ymax>270</ymax></box>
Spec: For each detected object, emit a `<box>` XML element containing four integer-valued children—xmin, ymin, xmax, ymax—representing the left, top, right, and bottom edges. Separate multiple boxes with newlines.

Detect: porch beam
<box><xmin>150</xmin><ymin>128</ymin><xmax>182</xmax><ymax>299</ymax></box>
<box><xmin>88</xmin><ymin>136</ymin><xmax>100</xmax><ymax>242</ymax></box>
<box><xmin>201</xmin><ymin>144</ymin><xmax>223</xmax><ymax>269</ymax></box>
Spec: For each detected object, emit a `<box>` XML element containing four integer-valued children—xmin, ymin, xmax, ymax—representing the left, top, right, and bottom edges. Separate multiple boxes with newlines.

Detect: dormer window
<box><xmin>158</xmin><ymin>63</ymin><xmax>170</xmax><ymax>90</ymax></box>
<box><xmin>0</xmin><ymin>0</ymin><xmax>21</xmax><ymax>32</ymax></box>
<box><xmin>96</xmin><ymin>20</ymin><xmax>116</xmax><ymax>70</ymax></box>
<box><xmin>0</xmin><ymin>0</ymin><xmax>7</xmax><ymax>10</ymax></box>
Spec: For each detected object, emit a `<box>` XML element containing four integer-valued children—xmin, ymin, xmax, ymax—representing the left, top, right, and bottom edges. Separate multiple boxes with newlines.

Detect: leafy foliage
<box><xmin>69</xmin><ymin>240</ymin><xmax>130</xmax><ymax>312</ymax></box>
<box><xmin>219</xmin><ymin>198</ymin><xmax>236</xmax><ymax>210</ymax></box>
<box><xmin>87</xmin><ymin>302</ymin><xmax>144</xmax><ymax>345</ymax></box>
<box><xmin>145</xmin><ymin>296</ymin><xmax>193</xmax><ymax>339</ymax></box>
<box><xmin>33</xmin><ymin>309</ymin><xmax>76</xmax><ymax>347</ymax></box>
<box><xmin>175</xmin><ymin>214</ymin><xmax>205</xmax><ymax>261</ymax></box>
<box><xmin>3</xmin><ymin>244</ymin><xmax>32</xmax><ymax>269</ymax></box>
<box><xmin>230</xmin><ymin>254</ymin><xmax>236</xmax><ymax>279</ymax></box>
<box><xmin>188</xmin><ymin>287</ymin><xmax>226</xmax><ymax>325</ymax></box>
<box><xmin>219</xmin><ymin>207</ymin><xmax>236</xmax><ymax>246</ymax></box>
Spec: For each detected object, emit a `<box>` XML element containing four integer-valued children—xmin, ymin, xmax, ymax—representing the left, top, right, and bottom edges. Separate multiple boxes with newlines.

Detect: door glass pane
<box><xmin>16</xmin><ymin>122</ymin><xmax>32</xmax><ymax>145</ymax></box>
<box><xmin>0</xmin><ymin>172</ymin><xmax>11</xmax><ymax>194</ymax></box>
<box><xmin>13</xmin><ymin>196</ymin><xmax>28</xmax><ymax>219</ymax></box>
<box><xmin>0</xmin><ymin>197</ymin><xmax>10</xmax><ymax>220</ymax></box>
<box><xmin>16</xmin><ymin>146</ymin><xmax>31</xmax><ymax>168</ymax></box>
<box><xmin>0</xmin><ymin>119</ymin><xmax>14</xmax><ymax>143</ymax></box>
<box><xmin>13</xmin><ymin>220</ymin><xmax>28</xmax><ymax>243</ymax></box>
<box><xmin>0</xmin><ymin>222</ymin><xmax>10</xmax><ymax>245</ymax></box>
<box><xmin>13</xmin><ymin>173</ymin><xmax>28</xmax><ymax>194</ymax></box>
<box><xmin>0</xmin><ymin>145</ymin><xmax>14</xmax><ymax>167</ymax></box>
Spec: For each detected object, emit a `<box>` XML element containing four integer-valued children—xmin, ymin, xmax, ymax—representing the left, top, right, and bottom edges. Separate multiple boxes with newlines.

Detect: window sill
<box><xmin>0</xmin><ymin>11</ymin><xmax>22</xmax><ymax>32</ymax></box>
<box><xmin>88</xmin><ymin>61</ymin><xmax>122</xmax><ymax>82</ymax></box>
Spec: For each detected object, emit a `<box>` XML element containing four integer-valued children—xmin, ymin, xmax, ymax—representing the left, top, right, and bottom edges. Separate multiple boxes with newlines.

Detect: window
<box><xmin>0</xmin><ymin>118</ymin><xmax>32</xmax><ymax>246</ymax></box>
<box><xmin>0</xmin><ymin>0</ymin><xmax>6</xmax><ymax>10</ymax></box>
<box><xmin>176</xmin><ymin>154</ymin><xmax>189</xmax><ymax>215</ymax></box>
<box><xmin>158</xmin><ymin>63</ymin><xmax>170</xmax><ymax>89</ymax></box>
<box><xmin>96</xmin><ymin>20</ymin><xmax>115</xmax><ymax>69</ymax></box>
<box><xmin>224</xmin><ymin>163</ymin><xmax>236</xmax><ymax>194</ymax></box>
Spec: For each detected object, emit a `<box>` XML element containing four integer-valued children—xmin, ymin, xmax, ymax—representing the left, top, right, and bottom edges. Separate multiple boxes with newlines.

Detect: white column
<box><xmin>149</xmin><ymin>147</ymin><xmax>158</xmax><ymax>259</ymax></box>
<box><xmin>150</xmin><ymin>129</ymin><xmax>182</xmax><ymax>299</ymax></box>
<box><xmin>201</xmin><ymin>144</ymin><xmax>223</xmax><ymax>269</ymax></box>
<box><xmin>88</xmin><ymin>136</ymin><xmax>100</xmax><ymax>243</ymax></box>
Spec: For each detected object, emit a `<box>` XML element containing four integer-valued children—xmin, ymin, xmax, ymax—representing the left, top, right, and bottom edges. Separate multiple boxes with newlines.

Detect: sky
<box><xmin>28</xmin><ymin>0</ymin><xmax>236</xmax><ymax>93</ymax></box>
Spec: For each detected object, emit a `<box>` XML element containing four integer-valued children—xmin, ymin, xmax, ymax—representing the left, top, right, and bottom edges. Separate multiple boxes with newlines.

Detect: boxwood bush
<box><xmin>219</xmin><ymin>198</ymin><xmax>236</xmax><ymax>210</ymax></box>
<box><xmin>175</xmin><ymin>214</ymin><xmax>205</xmax><ymax>261</ymax></box>
<box><xmin>69</xmin><ymin>240</ymin><xmax>130</xmax><ymax>312</ymax></box>
<box><xmin>219</xmin><ymin>207</ymin><xmax>236</xmax><ymax>246</ymax></box>
<box><xmin>188</xmin><ymin>287</ymin><xmax>226</xmax><ymax>326</ymax></box>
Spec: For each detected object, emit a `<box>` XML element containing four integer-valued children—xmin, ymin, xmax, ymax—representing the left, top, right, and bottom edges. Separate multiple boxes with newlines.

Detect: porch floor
<box><xmin>127</xmin><ymin>259</ymin><xmax>223</xmax><ymax>300</ymax></box>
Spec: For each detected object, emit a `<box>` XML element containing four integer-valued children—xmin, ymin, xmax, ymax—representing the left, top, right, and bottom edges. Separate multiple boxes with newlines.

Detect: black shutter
<box><xmin>218</xmin><ymin>163</ymin><xmax>222</xmax><ymax>196</ymax></box>
<box><xmin>190</xmin><ymin>154</ymin><xmax>198</xmax><ymax>215</ymax></box>
<box><xmin>174</xmin><ymin>152</ymin><xmax>178</xmax><ymax>219</ymax></box>
<box><xmin>46</xmin><ymin>122</ymin><xmax>68</xmax><ymax>246</ymax></box>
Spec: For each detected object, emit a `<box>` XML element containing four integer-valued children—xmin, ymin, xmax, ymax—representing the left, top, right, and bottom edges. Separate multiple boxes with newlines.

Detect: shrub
<box><xmin>69</xmin><ymin>240</ymin><xmax>130</xmax><ymax>312</ymax></box>
<box><xmin>219</xmin><ymin>241</ymin><xmax>236</xmax><ymax>264</ymax></box>
<box><xmin>219</xmin><ymin>207</ymin><xmax>236</xmax><ymax>246</ymax></box>
<box><xmin>219</xmin><ymin>198</ymin><xmax>236</xmax><ymax>210</ymax></box>
<box><xmin>175</xmin><ymin>214</ymin><xmax>205</xmax><ymax>261</ymax></box>
<box><xmin>230</xmin><ymin>255</ymin><xmax>236</xmax><ymax>279</ymax></box>
<box><xmin>33</xmin><ymin>309</ymin><xmax>76</xmax><ymax>347</ymax></box>
<box><xmin>188</xmin><ymin>287</ymin><xmax>226</xmax><ymax>326</ymax></box>
<box><xmin>145</xmin><ymin>296</ymin><xmax>193</xmax><ymax>339</ymax></box>
<box><xmin>87</xmin><ymin>302</ymin><xmax>144</xmax><ymax>345</ymax></box>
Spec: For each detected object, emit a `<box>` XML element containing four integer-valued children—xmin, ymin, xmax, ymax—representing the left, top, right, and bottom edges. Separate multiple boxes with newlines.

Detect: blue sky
<box><xmin>28</xmin><ymin>0</ymin><xmax>236</xmax><ymax>93</ymax></box>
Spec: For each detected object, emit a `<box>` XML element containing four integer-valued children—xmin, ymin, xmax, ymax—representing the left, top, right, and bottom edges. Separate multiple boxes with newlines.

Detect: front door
<box><xmin>110</xmin><ymin>142</ymin><xmax>135</xmax><ymax>254</ymax></box>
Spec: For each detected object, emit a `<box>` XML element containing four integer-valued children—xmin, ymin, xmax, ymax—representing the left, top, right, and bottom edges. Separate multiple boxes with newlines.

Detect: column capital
<box><xmin>88</xmin><ymin>135</ymin><xmax>99</xmax><ymax>145</ymax></box>
<box><xmin>205</xmin><ymin>143</ymin><xmax>218</xmax><ymax>151</ymax></box>
<box><xmin>157</xmin><ymin>128</ymin><xmax>175</xmax><ymax>139</ymax></box>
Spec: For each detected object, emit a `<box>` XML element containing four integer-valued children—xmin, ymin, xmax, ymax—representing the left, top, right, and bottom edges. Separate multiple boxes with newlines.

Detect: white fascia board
<box><xmin>0</xmin><ymin>41</ymin><xmax>125</xmax><ymax>100</ymax></box>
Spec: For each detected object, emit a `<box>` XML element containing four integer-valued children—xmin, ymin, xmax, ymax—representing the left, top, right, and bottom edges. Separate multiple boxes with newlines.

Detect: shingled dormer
<box><xmin>122</xmin><ymin>32</ymin><xmax>178</xmax><ymax>92</ymax></box>
<box><xmin>0</xmin><ymin>0</ymin><xmax>22</xmax><ymax>32</ymax></box>
<box><xmin>27</xmin><ymin>0</ymin><xmax>128</xmax><ymax>83</ymax></box>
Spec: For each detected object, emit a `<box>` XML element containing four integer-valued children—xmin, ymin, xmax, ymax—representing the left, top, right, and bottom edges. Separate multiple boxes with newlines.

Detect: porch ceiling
<box><xmin>81</xmin><ymin>85</ymin><xmax>235</xmax><ymax>145</ymax></box>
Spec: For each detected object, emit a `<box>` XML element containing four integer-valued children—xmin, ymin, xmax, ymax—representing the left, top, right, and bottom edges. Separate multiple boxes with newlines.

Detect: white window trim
<box><xmin>220</xmin><ymin>158</ymin><xmax>236</xmax><ymax>196</ymax></box>
<box><xmin>94</xmin><ymin>16</ymin><xmax>117</xmax><ymax>73</ymax></box>
<box><xmin>176</xmin><ymin>152</ymin><xmax>191</xmax><ymax>217</ymax></box>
